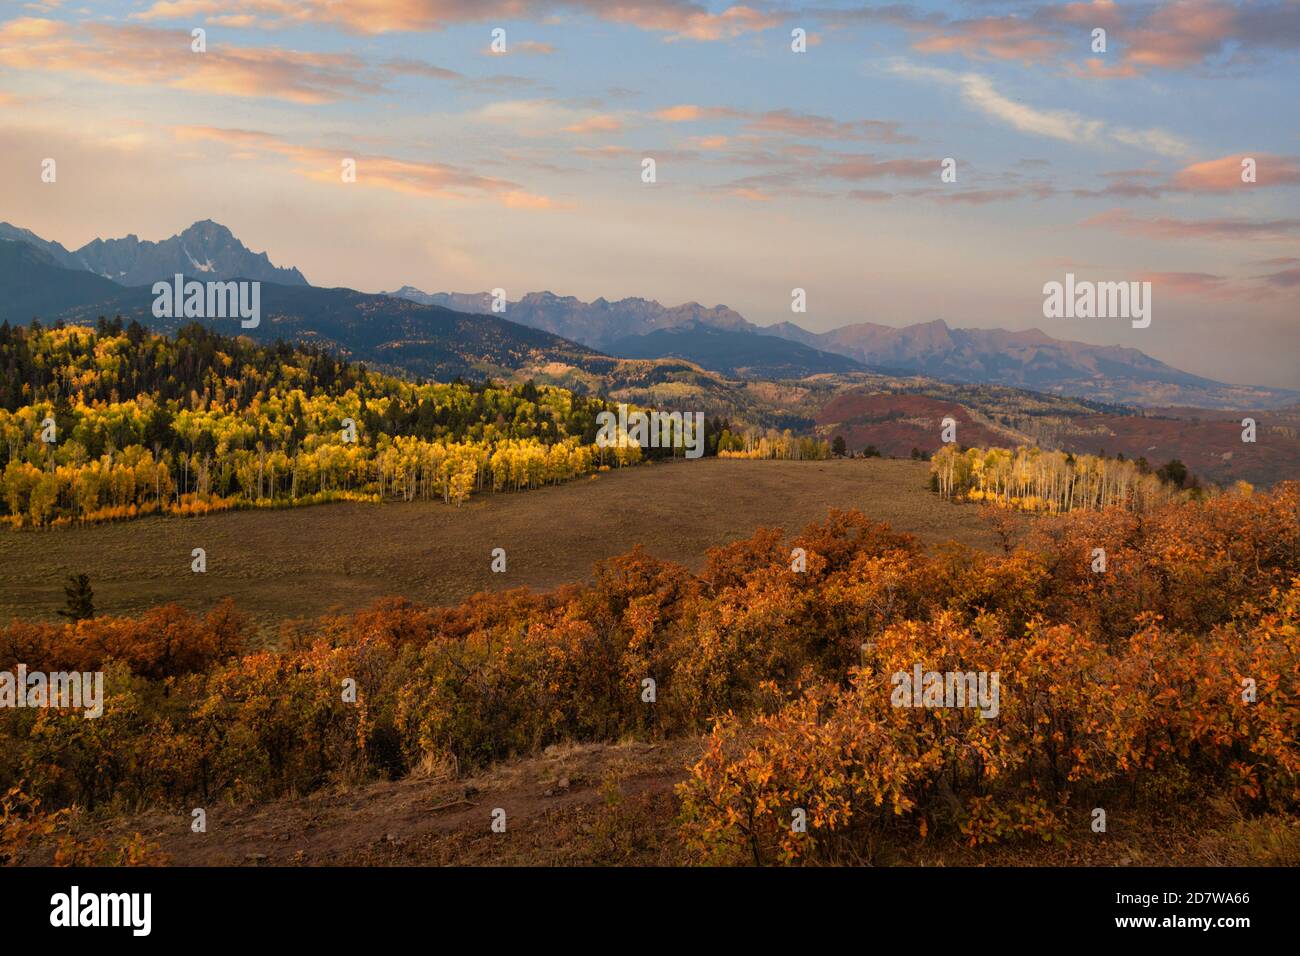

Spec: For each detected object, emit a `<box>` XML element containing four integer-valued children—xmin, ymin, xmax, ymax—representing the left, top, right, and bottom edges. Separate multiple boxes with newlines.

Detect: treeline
<box><xmin>1</xmin><ymin>483</ymin><xmax>1295</xmax><ymax>863</ymax></box>
<box><xmin>0</xmin><ymin>321</ymin><xmax>701</xmax><ymax>526</ymax></box>
<box><xmin>930</xmin><ymin>444</ymin><xmax>1218</xmax><ymax>513</ymax></box>
<box><xmin>717</xmin><ymin>427</ymin><xmax>832</xmax><ymax>460</ymax></box>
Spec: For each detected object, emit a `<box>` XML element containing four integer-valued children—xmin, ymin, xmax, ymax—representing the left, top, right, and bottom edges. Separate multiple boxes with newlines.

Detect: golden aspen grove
<box><xmin>930</xmin><ymin>444</ymin><xmax>1224</xmax><ymax>514</ymax></box>
<box><xmin>0</xmin><ymin>320</ymin><xmax>662</xmax><ymax>528</ymax></box>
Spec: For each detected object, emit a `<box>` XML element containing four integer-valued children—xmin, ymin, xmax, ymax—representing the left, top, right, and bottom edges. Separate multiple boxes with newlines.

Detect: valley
<box><xmin>0</xmin><ymin>457</ymin><xmax>1004</xmax><ymax>629</ymax></box>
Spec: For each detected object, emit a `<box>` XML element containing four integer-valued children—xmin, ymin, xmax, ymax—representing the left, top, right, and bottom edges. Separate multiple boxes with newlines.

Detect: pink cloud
<box><xmin>174</xmin><ymin>125</ymin><xmax>557</xmax><ymax>208</ymax></box>
<box><xmin>1174</xmin><ymin>154</ymin><xmax>1300</xmax><ymax>192</ymax></box>
<box><xmin>827</xmin><ymin>1</ymin><xmax>1300</xmax><ymax>78</ymax></box>
<box><xmin>1084</xmin><ymin>208</ymin><xmax>1300</xmax><ymax>240</ymax></box>
<box><xmin>655</xmin><ymin>104</ymin><xmax>730</xmax><ymax>122</ymax></box>
<box><xmin>562</xmin><ymin>115</ymin><xmax>623</xmax><ymax>134</ymax></box>
<box><xmin>935</xmin><ymin>185</ymin><xmax>1055</xmax><ymax>204</ymax></box>
<box><xmin>1122</xmin><ymin>0</ymin><xmax>1237</xmax><ymax>69</ymax></box>
<box><xmin>134</xmin><ymin>1</ymin><xmax>780</xmax><ymax>41</ymax></box>
<box><xmin>1138</xmin><ymin>271</ymin><xmax>1232</xmax><ymax>296</ymax></box>
<box><xmin>0</xmin><ymin>18</ymin><xmax>461</xmax><ymax>103</ymax></box>
<box><xmin>655</xmin><ymin>104</ymin><xmax>914</xmax><ymax>143</ymax></box>
<box><xmin>911</xmin><ymin>17</ymin><xmax>1064</xmax><ymax>63</ymax></box>
<box><xmin>818</xmin><ymin>156</ymin><xmax>939</xmax><ymax>181</ymax></box>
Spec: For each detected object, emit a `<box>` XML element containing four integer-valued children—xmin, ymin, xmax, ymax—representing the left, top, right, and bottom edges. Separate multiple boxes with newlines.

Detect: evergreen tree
<box><xmin>58</xmin><ymin>573</ymin><xmax>94</xmax><ymax>622</ymax></box>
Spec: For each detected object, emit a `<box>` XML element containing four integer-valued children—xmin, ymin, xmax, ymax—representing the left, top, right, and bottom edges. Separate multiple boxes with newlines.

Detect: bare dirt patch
<box><xmin>64</xmin><ymin>739</ymin><xmax>699</xmax><ymax>867</ymax></box>
<box><xmin>56</xmin><ymin>733</ymin><xmax>1293</xmax><ymax>867</ymax></box>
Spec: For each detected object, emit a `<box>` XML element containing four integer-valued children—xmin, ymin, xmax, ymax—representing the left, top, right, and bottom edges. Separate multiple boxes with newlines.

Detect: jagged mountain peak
<box><xmin>0</xmin><ymin>220</ymin><xmax>308</xmax><ymax>287</ymax></box>
<box><xmin>387</xmin><ymin>287</ymin><xmax>755</xmax><ymax>349</ymax></box>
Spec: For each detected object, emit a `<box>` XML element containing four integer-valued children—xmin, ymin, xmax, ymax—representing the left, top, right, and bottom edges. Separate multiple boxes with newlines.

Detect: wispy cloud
<box><xmin>0</xmin><ymin>17</ymin><xmax>463</xmax><ymax>103</ymax></box>
<box><xmin>174</xmin><ymin>125</ymin><xmax>558</xmax><ymax>208</ymax></box>
<box><xmin>655</xmin><ymin>104</ymin><xmax>915</xmax><ymax>144</ymax></box>
<box><xmin>819</xmin><ymin>1</ymin><xmax>1300</xmax><ymax>78</ymax></box>
<box><xmin>562</xmin><ymin>114</ymin><xmax>623</xmax><ymax>134</ymax></box>
<box><xmin>816</xmin><ymin>154</ymin><xmax>939</xmax><ymax>180</ymax></box>
<box><xmin>1084</xmin><ymin>208</ymin><xmax>1300</xmax><ymax>240</ymax></box>
<box><xmin>1255</xmin><ymin>264</ymin><xmax>1300</xmax><ymax>288</ymax></box>
<box><xmin>1139</xmin><ymin>268</ymin><xmax>1299</xmax><ymax>302</ymax></box>
<box><xmin>886</xmin><ymin>60</ymin><xmax>1189</xmax><ymax>156</ymax></box>
<box><xmin>1139</xmin><ymin>270</ymin><xmax>1233</xmax><ymax>298</ymax></box>
<box><xmin>483</xmin><ymin>39</ymin><xmax>556</xmax><ymax>56</ymax></box>
<box><xmin>134</xmin><ymin>0</ymin><xmax>781</xmax><ymax>41</ymax></box>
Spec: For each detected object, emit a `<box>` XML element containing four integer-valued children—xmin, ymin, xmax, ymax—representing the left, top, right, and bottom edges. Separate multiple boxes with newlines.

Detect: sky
<box><xmin>1</xmin><ymin>0</ymin><xmax>1298</xmax><ymax>387</ymax></box>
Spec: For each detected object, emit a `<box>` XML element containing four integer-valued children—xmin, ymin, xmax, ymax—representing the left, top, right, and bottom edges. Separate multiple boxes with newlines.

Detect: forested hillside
<box><xmin>0</xmin><ymin>320</ymin><xmax>668</xmax><ymax>527</ymax></box>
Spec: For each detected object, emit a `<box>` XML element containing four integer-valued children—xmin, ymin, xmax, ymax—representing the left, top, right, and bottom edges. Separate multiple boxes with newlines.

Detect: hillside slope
<box><xmin>0</xmin><ymin>240</ymin><xmax>125</xmax><ymax>320</ymax></box>
<box><xmin>606</xmin><ymin>321</ymin><xmax>865</xmax><ymax>378</ymax></box>
<box><xmin>765</xmin><ymin>318</ymin><xmax>1297</xmax><ymax>410</ymax></box>
<box><xmin>0</xmin><ymin>244</ymin><xmax>602</xmax><ymax>381</ymax></box>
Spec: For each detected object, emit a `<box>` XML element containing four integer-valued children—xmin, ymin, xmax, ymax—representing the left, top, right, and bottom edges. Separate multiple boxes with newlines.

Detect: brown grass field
<box><xmin>0</xmin><ymin>458</ymin><xmax>1004</xmax><ymax>629</ymax></box>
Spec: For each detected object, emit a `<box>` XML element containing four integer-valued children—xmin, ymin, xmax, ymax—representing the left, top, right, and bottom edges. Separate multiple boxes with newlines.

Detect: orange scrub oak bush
<box><xmin>678</xmin><ymin>487</ymin><xmax>1300</xmax><ymax>864</ymax></box>
<box><xmin>0</xmin><ymin>486</ymin><xmax>1295</xmax><ymax>858</ymax></box>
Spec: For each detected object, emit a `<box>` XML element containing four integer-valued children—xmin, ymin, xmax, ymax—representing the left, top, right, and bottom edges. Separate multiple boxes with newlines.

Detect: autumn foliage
<box><xmin>0</xmin><ymin>483</ymin><xmax>1296</xmax><ymax>864</ymax></box>
<box><xmin>0</xmin><ymin>321</ymin><xmax>646</xmax><ymax>527</ymax></box>
<box><xmin>931</xmin><ymin>444</ymin><xmax>1209</xmax><ymax>513</ymax></box>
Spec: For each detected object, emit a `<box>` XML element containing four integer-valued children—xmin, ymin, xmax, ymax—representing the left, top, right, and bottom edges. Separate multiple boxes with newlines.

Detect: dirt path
<box><xmin>73</xmin><ymin>739</ymin><xmax>699</xmax><ymax>867</ymax></box>
<box><xmin>62</xmin><ymin>731</ymin><xmax>1269</xmax><ymax>867</ymax></box>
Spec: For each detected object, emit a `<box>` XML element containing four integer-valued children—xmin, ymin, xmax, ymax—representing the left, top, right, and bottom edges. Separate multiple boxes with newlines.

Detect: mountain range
<box><xmin>3</xmin><ymin>223</ymin><xmax>1297</xmax><ymax>486</ymax></box>
<box><xmin>389</xmin><ymin>286</ymin><xmax>1297</xmax><ymax>410</ymax></box>
<box><xmin>386</xmin><ymin>288</ymin><xmax>754</xmax><ymax>348</ymax></box>
<box><xmin>385</xmin><ymin>290</ymin><xmax>854</xmax><ymax>379</ymax></box>
<box><xmin>1</xmin><ymin>218</ymin><xmax>1294</xmax><ymax>410</ymax></box>
<box><xmin>758</xmin><ymin>318</ymin><xmax>1289</xmax><ymax>410</ymax></box>
<box><xmin>0</xmin><ymin>240</ymin><xmax>595</xmax><ymax>382</ymax></box>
